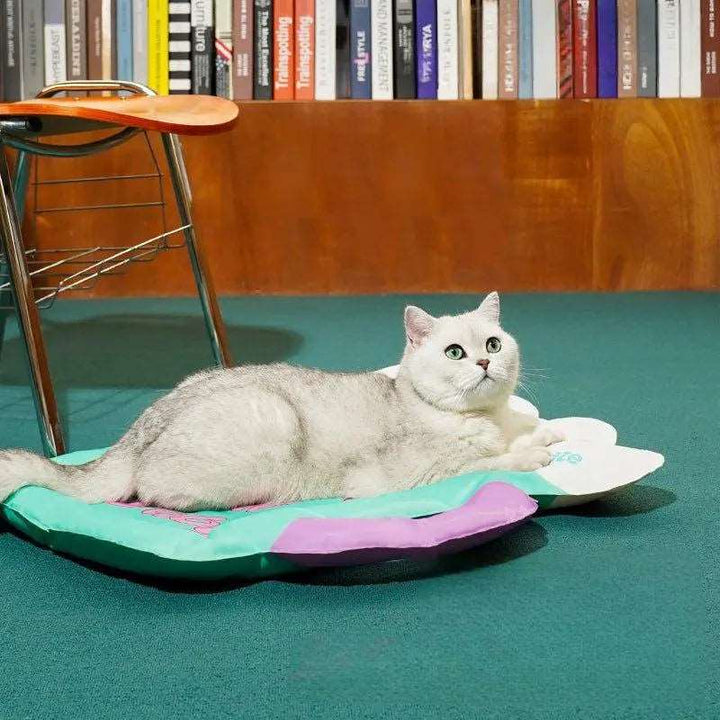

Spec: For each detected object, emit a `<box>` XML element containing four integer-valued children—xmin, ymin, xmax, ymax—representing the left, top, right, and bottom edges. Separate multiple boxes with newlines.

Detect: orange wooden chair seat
<box><xmin>0</xmin><ymin>95</ymin><xmax>239</xmax><ymax>136</ymax></box>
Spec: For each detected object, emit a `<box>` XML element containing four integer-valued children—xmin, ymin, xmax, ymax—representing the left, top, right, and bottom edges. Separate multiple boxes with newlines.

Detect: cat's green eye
<box><xmin>486</xmin><ymin>337</ymin><xmax>502</xmax><ymax>353</ymax></box>
<box><xmin>445</xmin><ymin>344</ymin><xmax>466</xmax><ymax>360</ymax></box>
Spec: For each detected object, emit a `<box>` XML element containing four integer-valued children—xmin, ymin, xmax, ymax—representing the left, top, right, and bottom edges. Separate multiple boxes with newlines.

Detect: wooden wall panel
<box><xmin>591</xmin><ymin>100</ymin><xmax>720</xmax><ymax>290</ymax></box>
<box><xmin>23</xmin><ymin>99</ymin><xmax>720</xmax><ymax>297</ymax></box>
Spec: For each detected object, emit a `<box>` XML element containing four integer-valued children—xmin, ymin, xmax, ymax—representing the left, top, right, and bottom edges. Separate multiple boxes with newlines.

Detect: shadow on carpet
<box><xmin>0</xmin><ymin>314</ymin><xmax>304</xmax><ymax>389</ymax></box>
<box><xmin>544</xmin><ymin>484</ymin><xmax>676</xmax><ymax>518</ymax></box>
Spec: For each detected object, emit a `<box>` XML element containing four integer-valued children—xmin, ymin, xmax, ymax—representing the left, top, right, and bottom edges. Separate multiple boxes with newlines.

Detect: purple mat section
<box><xmin>270</xmin><ymin>481</ymin><xmax>538</xmax><ymax>567</ymax></box>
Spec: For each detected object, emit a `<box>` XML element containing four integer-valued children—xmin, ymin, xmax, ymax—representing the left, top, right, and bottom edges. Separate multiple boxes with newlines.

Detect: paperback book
<box><xmin>350</xmin><ymin>0</ymin><xmax>371</xmax><ymax>98</ymax></box>
<box><xmin>44</xmin><ymin>0</ymin><xmax>67</xmax><ymax>85</ymax></box>
<box><xmin>295</xmin><ymin>0</ymin><xmax>314</xmax><ymax>99</ymax></box>
<box><xmin>371</xmin><ymin>0</ymin><xmax>393</xmax><ymax>98</ymax></box>
<box><xmin>2</xmin><ymin>0</ymin><xmax>22</xmax><ymax>100</ymax></box>
<box><xmin>66</xmin><ymin>0</ymin><xmax>88</xmax><ymax>83</ymax></box>
<box><xmin>637</xmin><ymin>0</ymin><xmax>656</xmax><ymax>96</ymax></box>
<box><xmin>416</xmin><ymin>0</ymin><xmax>437</xmax><ymax>98</ymax></box>
<box><xmin>116</xmin><ymin>0</ymin><xmax>133</xmax><ymax>82</ymax></box>
<box><xmin>482</xmin><ymin>0</ymin><xmax>498</xmax><ymax>99</ymax></box>
<box><xmin>253</xmin><ymin>0</ymin><xmax>273</xmax><ymax>99</ymax></box>
<box><xmin>658</xmin><ymin>0</ymin><xmax>680</xmax><ymax>97</ymax></box>
<box><xmin>192</xmin><ymin>0</ymin><xmax>215</xmax><ymax>95</ymax></box>
<box><xmin>557</xmin><ymin>0</ymin><xmax>573</xmax><ymax>97</ymax></box>
<box><xmin>617</xmin><ymin>0</ymin><xmax>637</xmax><ymax>97</ymax></box>
<box><xmin>394</xmin><ymin>0</ymin><xmax>415</xmax><ymax>98</ymax></box>
<box><xmin>499</xmin><ymin>0</ymin><xmax>518</xmax><ymax>99</ymax></box>
<box><xmin>23</xmin><ymin>1</ymin><xmax>45</xmax><ymax>98</ymax></box>
<box><xmin>215</xmin><ymin>0</ymin><xmax>233</xmax><ymax>98</ymax></box>
<box><xmin>233</xmin><ymin>0</ymin><xmax>253</xmax><ymax>98</ymax></box>
<box><xmin>314</xmin><ymin>0</ymin><xmax>335</xmax><ymax>98</ymax></box>
<box><xmin>597</xmin><ymin>0</ymin><xmax>617</xmax><ymax>97</ymax></box>
<box><xmin>702</xmin><ymin>0</ymin><xmax>720</xmax><ymax>96</ymax></box>
<box><xmin>436</xmin><ymin>0</ymin><xmax>458</xmax><ymax>99</ymax></box>
<box><xmin>573</xmin><ymin>0</ymin><xmax>596</xmax><ymax>98</ymax></box>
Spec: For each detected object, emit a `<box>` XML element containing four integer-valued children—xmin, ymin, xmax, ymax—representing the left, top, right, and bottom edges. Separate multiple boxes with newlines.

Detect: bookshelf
<box><xmin>22</xmin><ymin>98</ymin><xmax>720</xmax><ymax>296</ymax></box>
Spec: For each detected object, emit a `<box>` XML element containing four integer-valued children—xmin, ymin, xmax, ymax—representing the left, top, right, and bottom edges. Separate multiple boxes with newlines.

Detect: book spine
<box><xmin>481</xmin><ymin>0</ymin><xmax>498</xmax><ymax>99</ymax></box>
<box><xmin>169</xmin><ymin>0</ymin><xmax>191</xmax><ymax>93</ymax></box>
<box><xmin>44</xmin><ymin>0</ymin><xmax>67</xmax><ymax>84</ymax></box>
<box><xmin>116</xmin><ymin>0</ymin><xmax>133</xmax><ymax>80</ymax></box>
<box><xmin>531</xmin><ymin>0</ymin><xmax>556</xmax><ymax>98</ymax></box>
<box><xmin>458</xmin><ymin>0</ymin><xmax>472</xmax><ymax>97</ymax></box>
<box><xmin>215</xmin><ymin>0</ymin><xmax>233</xmax><ymax>97</ymax></box>
<box><xmin>556</xmin><ymin>0</ymin><xmax>572</xmax><ymax>97</ymax></box>
<box><xmin>637</xmin><ymin>0</ymin><xmax>656</xmax><ymax>96</ymax></box>
<box><xmin>702</xmin><ymin>0</ymin><xmax>720</xmax><ymax>96</ymax></box>
<box><xmin>350</xmin><ymin>0</ymin><xmax>371</xmax><ymax>97</ymax></box>
<box><xmin>658</xmin><ymin>0</ymin><xmax>679</xmax><ymax>97</ymax></box>
<box><xmin>436</xmin><ymin>0</ymin><xmax>458</xmax><ymax>98</ymax></box>
<box><xmin>22</xmin><ymin>0</ymin><xmax>44</xmax><ymax>98</ymax></box>
<box><xmin>680</xmin><ymin>0</ymin><xmax>701</xmax><ymax>96</ymax></box>
<box><xmin>295</xmin><ymin>0</ymin><xmax>314</xmax><ymax>98</ymax></box>
<box><xmin>393</xmin><ymin>0</ymin><xmax>415</xmax><ymax>97</ymax></box>
<box><xmin>499</xmin><ymin>0</ymin><xmax>518</xmax><ymax>99</ymax></box>
<box><xmin>254</xmin><ymin>0</ymin><xmax>273</xmax><ymax>98</ymax></box>
<box><xmin>273</xmin><ymin>0</ymin><xmax>293</xmax><ymax>99</ymax></box>
<box><xmin>65</xmin><ymin>0</ymin><xmax>87</xmax><ymax>82</ymax></box>
<box><xmin>315</xmin><ymin>0</ymin><xmax>335</xmax><ymax>98</ymax></box>
<box><xmin>415</xmin><ymin>0</ymin><xmax>437</xmax><ymax>97</ymax></box>
<box><xmin>471</xmin><ymin>0</ymin><xmax>480</xmax><ymax>96</ymax></box>
<box><xmin>573</xmin><ymin>0</ymin><xmax>596</xmax><ymax>97</ymax></box>
<box><xmin>371</xmin><ymin>0</ymin><xmax>393</xmax><ymax>98</ymax></box>
<box><xmin>132</xmin><ymin>0</ymin><xmax>147</xmax><ymax>85</ymax></box>
<box><xmin>87</xmin><ymin>0</ymin><xmax>102</xmax><ymax>79</ymax></box>
<box><xmin>233</xmin><ymin>0</ymin><xmax>253</xmax><ymax>98</ymax></box>
<box><xmin>518</xmin><ymin>0</ymin><xmax>533</xmax><ymax>98</ymax></box>
<box><xmin>597</xmin><ymin>0</ymin><xmax>617</xmax><ymax>96</ymax></box>
<box><xmin>192</xmin><ymin>0</ymin><xmax>214</xmax><ymax>95</ymax></box>
<box><xmin>100</xmin><ymin>0</ymin><xmax>115</xmax><ymax>79</ymax></box>
<box><xmin>2</xmin><ymin>0</ymin><xmax>22</xmax><ymax>100</ymax></box>
<box><xmin>617</xmin><ymin>0</ymin><xmax>637</xmax><ymax>96</ymax></box>
<box><xmin>148</xmin><ymin>0</ymin><xmax>169</xmax><ymax>93</ymax></box>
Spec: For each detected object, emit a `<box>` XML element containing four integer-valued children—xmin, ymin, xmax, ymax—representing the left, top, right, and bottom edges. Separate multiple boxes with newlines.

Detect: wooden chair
<box><xmin>0</xmin><ymin>81</ymin><xmax>239</xmax><ymax>457</ymax></box>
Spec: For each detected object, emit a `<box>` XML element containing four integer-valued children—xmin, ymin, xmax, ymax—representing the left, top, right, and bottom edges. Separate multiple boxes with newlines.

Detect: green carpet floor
<box><xmin>0</xmin><ymin>293</ymin><xmax>717</xmax><ymax>719</ymax></box>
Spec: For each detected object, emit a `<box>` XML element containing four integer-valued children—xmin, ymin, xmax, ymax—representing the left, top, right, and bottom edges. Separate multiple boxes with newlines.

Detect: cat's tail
<box><xmin>0</xmin><ymin>447</ymin><xmax>134</xmax><ymax>504</ymax></box>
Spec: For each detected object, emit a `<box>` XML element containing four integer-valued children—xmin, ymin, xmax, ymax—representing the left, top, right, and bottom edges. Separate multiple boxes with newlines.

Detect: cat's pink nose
<box><xmin>477</xmin><ymin>359</ymin><xmax>490</xmax><ymax>370</ymax></box>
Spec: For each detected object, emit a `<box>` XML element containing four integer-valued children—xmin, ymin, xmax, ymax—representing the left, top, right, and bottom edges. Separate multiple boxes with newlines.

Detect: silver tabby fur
<box><xmin>0</xmin><ymin>293</ymin><xmax>560</xmax><ymax>509</ymax></box>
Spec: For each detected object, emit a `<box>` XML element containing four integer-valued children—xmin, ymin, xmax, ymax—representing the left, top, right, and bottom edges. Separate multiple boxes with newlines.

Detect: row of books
<box><xmin>1</xmin><ymin>1</ymin><xmax>719</xmax><ymax>102</ymax></box>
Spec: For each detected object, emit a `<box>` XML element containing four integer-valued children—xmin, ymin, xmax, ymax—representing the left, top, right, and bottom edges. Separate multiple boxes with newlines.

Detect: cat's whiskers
<box><xmin>516</xmin><ymin>378</ymin><xmax>541</xmax><ymax>407</ymax></box>
<box><xmin>517</xmin><ymin>366</ymin><xmax>548</xmax><ymax>406</ymax></box>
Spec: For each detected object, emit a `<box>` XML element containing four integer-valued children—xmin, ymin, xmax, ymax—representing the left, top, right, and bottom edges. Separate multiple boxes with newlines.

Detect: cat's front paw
<box><xmin>506</xmin><ymin>446</ymin><xmax>553</xmax><ymax>472</ymax></box>
<box><xmin>510</xmin><ymin>426</ymin><xmax>565</xmax><ymax>452</ymax></box>
<box><xmin>532</xmin><ymin>426</ymin><xmax>565</xmax><ymax>447</ymax></box>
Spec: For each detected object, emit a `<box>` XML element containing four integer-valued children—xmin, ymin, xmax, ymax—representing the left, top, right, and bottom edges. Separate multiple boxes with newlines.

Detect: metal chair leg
<box><xmin>161</xmin><ymin>133</ymin><xmax>232</xmax><ymax>368</ymax></box>
<box><xmin>0</xmin><ymin>151</ymin><xmax>32</xmax><ymax>362</ymax></box>
<box><xmin>0</xmin><ymin>145</ymin><xmax>65</xmax><ymax>456</ymax></box>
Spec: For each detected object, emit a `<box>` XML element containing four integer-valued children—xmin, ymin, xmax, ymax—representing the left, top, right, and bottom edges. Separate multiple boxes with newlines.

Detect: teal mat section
<box><xmin>0</xmin><ymin>293</ymin><xmax>717</xmax><ymax>719</ymax></box>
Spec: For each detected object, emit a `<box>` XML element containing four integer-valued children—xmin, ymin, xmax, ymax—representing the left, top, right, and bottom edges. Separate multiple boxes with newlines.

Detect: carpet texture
<box><xmin>0</xmin><ymin>293</ymin><xmax>717</xmax><ymax>720</ymax></box>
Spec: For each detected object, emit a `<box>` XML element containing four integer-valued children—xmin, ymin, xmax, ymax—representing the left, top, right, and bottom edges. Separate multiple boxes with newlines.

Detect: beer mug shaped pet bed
<box><xmin>1</xmin><ymin>364</ymin><xmax>664</xmax><ymax>581</ymax></box>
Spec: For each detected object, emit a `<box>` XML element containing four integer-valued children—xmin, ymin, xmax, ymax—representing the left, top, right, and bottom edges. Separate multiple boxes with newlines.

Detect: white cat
<box><xmin>0</xmin><ymin>292</ymin><xmax>561</xmax><ymax>510</ymax></box>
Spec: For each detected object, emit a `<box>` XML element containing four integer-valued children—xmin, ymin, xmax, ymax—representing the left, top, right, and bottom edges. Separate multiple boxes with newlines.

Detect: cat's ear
<box><xmin>404</xmin><ymin>306</ymin><xmax>436</xmax><ymax>347</ymax></box>
<box><xmin>477</xmin><ymin>291</ymin><xmax>500</xmax><ymax>324</ymax></box>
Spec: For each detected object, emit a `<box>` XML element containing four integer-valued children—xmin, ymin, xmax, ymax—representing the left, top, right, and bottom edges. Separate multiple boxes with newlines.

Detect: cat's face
<box><xmin>401</xmin><ymin>292</ymin><xmax>520</xmax><ymax>412</ymax></box>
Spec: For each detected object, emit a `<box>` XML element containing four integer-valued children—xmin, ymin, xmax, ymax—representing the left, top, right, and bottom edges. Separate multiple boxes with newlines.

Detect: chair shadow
<box><xmin>0</xmin><ymin>314</ymin><xmax>304</xmax><ymax>391</ymax></box>
<box><xmin>0</xmin><ymin>517</ymin><xmax>548</xmax><ymax>594</ymax></box>
<box><xmin>544</xmin><ymin>484</ymin><xmax>676</xmax><ymax>518</ymax></box>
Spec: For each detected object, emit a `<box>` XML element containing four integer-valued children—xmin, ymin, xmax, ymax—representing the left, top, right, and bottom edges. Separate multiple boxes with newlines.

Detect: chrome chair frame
<box><xmin>0</xmin><ymin>80</ymin><xmax>231</xmax><ymax>457</ymax></box>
